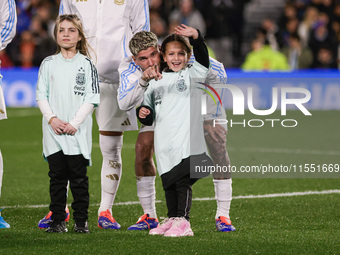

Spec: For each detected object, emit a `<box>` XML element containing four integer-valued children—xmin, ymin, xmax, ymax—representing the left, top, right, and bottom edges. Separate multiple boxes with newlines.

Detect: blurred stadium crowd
<box><xmin>1</xmin><ymin>0</ymin><xmax>340</xmax><ymax>70</ymax></box>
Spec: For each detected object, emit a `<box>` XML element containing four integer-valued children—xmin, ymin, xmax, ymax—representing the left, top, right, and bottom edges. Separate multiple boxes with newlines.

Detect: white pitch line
<box><xmin>2</xmin><ymin>141</ymin><xmax>339</xmax><ymax>156</ymax></box>
<box><xmin>2</xmin><ymin>189</ymin><xmax>340</xmax><ymax>209</ymax></box>
<box><xmin>6</xmin><ymin>109</ymin><xmax>41</xmax><ymax>117</ymax></box>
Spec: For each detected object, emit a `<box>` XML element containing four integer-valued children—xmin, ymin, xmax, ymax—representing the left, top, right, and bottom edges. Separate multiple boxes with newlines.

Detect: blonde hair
<box><xmin>129</xmin><ymin>31</ymin><xmax>158</xmax><ymax>56</ymax></box>
<box><xmin>54</xmin><ymin>14</ymin><xmax>91</xmax><ymax>58</ymax></box>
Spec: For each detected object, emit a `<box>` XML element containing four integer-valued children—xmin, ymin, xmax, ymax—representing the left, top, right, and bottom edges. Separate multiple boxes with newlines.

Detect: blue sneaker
<box><xmin>98</xmin><ymin>209</ymin><xmax>121</xmax><ymax>230</ymax></box>
<box><xmin>0</xmin><ymin>209</ymin><xmax>10</xmax><ymax>229</ymax></box>
<box><xmin>127</xmin><ymin>214</ymin><xmax>159</xmax><ymax>230</ymax></box>
<box><xmin>216</xmin><ymin>216</ymin><xmax>236</xmax><ymax>232</ymax></box>
<box><xmin>38</xmin><ymin>207</ymin><xmax>70</xmax><ymax>229</ymax></box>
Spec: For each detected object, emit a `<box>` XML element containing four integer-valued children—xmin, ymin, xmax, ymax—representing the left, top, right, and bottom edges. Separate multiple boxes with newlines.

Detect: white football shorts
<box><xmin>95</xmin><ymin>82</ymin><xmax>138</xmax><ymax>132</ymax></box>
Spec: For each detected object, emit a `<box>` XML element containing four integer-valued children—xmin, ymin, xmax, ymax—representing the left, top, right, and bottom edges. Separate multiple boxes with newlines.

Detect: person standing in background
<box><xmin>0</xmin><ymin>0</ymin><xmax>17</xmax><ymax>229</ymax></box>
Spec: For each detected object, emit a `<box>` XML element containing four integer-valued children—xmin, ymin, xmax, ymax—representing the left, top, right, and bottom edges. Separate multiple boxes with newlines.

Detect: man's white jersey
<box><xmin>143</xmin><ymin>61</ymin><xmax>209</xmax><ymax>176</ymax></box>
<box><xmin>36</xmin><ymin>52</ymin><xmax>100</xmax><ymax>163</ymax></box>
<box><xmin>0</xmin><ymin>0</ymin><xmax>16</xmax><ymax>51</ymax></box>
<box><xmin>59</xmin><ymin>0</ymin><xmax>150</xmax><ymax>84</ymax></box>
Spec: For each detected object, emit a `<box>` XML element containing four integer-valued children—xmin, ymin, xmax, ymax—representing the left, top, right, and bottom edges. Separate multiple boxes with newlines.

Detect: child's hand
<box><xmin>174</xmin><ymin>24</ymin><xmax>199</xmax><ymax>40</ymax></box>
<box><xmin>142</xmin><ymin>64</ymin><xmax>163</xmax><ymax>82</ymax></box>
<box><xmin>63</xmin><ymin>123</ymin><xmax>77</xmax><ymax>135</ymax></box>
<box><xmin>139</xmin><ymin>107</ymin><xmax>150</xmax><ymax>118</ymax></box>
<box><xmin>50</xmin><ymin>117</ymin><xmax>67</xmax><ymax>135</ymax></box>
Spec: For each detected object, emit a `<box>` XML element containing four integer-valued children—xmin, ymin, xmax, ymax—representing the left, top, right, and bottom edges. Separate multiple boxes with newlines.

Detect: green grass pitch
<box><xmin>0</xmin><ymin>108</ymin><xmax>339</xmax><ymax>254</ymax></box>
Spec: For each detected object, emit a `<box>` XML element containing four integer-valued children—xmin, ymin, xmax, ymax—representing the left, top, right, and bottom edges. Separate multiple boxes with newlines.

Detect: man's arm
<box><xmin>130</xmin><ymin>0</ymin><xmax>150</xmax><ymax>33</ymax></box>
<box><xmin>117</xmin><ymin>58</ymin><xmax>148</xmax><ymax>111</ymax></box>
<box><xmin>0</xmin><ymin>0</ymin><xmax>17</xmax><ymax>51</ymax></box>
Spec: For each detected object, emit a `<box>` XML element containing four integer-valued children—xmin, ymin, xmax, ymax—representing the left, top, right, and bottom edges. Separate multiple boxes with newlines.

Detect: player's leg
<box><xmin>96</xmin><ymin>82</ymin><xmax>137</xmax><ymax>229</ymax></box>
<box><xmin>98</xmin><ymin>131</ymin><xmax>123</xmax><ymax>223</ymax></box>
<box><xmin>67</xmin><ymin>154</ymin><xmax>90</xmax><ymax>233</ymax></box>
<box><xmin>204</xmin><ymin>119</ymin><xmax>236</xmax><ymax>232</ymax></box>
<box><xmin>45</xmin><ymin>151</ymin><xmax>68</xmax><ymax>233</ymax></box>
<box><xmin>163</xmin><ymin>174</ymin><xmax>194</xmax><ymax>237</ymax></box>
<box><xmin>128</xmin><ymin>127</ymin><xmax>158</xmax><ymax>230</ymax></box>
<box><xmin>0</xmin><ymin>149</ymin><xmax>10</xmax><ymax>229</ymax></box>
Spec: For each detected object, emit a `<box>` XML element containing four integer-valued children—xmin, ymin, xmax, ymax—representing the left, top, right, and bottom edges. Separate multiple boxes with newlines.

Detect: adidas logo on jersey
<box><xmin>121</xmin><ymin>118</ymin><xmax>131</xmax><ymax>126</ymax></box>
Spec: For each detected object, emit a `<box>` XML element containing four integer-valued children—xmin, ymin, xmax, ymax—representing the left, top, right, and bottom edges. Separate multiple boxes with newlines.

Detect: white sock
<box><xmin>98</xmin><ymin>135</ymin><xmax>123</xmax><ymax>216</ymax></box>
<box><xmin>213</xmin><ymin>179</ymin><xmax>232</xmax><ymax>219</ymax></box>
<box><xmin>137</xmin><ymin>176</ymin><xmax>157</xmax><ymax>219</ymax></box>
<box><xmin>0</xmin><ymin>149</ymin><xmax>3</xmax><ymax>198</ymax></box>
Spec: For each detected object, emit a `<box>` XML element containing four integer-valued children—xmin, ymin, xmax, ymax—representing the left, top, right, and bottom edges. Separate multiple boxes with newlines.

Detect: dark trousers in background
<box><xmin>47</xmin><ymin>150</ymin><xmax>89</xmax><ymax>223</ymax></box>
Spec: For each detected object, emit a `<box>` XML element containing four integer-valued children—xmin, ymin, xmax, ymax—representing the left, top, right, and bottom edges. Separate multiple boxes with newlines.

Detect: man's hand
<box><xmin>141</xmin><ymin>64</ymin><xmax>162</xmax><ymax>82</ymax></box>
<box><xmin>204</xmin><ymin>120</ymin><xmax>227</xmax><ymax>142</ymax></box>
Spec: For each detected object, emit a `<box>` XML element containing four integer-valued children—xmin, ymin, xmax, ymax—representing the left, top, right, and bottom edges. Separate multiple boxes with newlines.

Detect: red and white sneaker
<box><xmin>164</xmin><ymin>217</ymin><xmax>194</xmax><ymax>237</ymax></box>
<box><xmin>215</xmin><ymin>216</ymin><xmax>236</xmax><ymax>232</ymax></box>
<box><xmin>149</xmin><ymin>217</ymin><xmax>174</xmax><ymax>235</ymax></box>
<box><xmin>128</xmin><ymin>214</ymin><xmax>159</xmax><ymax>230</ymax></box>
<box><xmin>98</xmin><ymin>209</ymin><xmax>121</xmax><ymax>230</ymax></box>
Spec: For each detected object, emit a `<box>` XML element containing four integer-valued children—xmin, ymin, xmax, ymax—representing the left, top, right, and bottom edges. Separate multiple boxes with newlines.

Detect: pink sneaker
<box><xmin>149</xmin><ymin>218</ymin><xmax>174</xmax><ymax>235</ymax></box>
<box><xmin>164</xmin><ymin>217</ymin><xmax>194</xmax><ymax>237</ymax></box>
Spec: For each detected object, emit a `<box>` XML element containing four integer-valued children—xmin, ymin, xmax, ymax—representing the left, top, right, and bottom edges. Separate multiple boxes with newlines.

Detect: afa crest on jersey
<box><xmin>176</xmin><ymin>78</ymin><xmax>187</xmax><ymax>92</ymax></box>
<box><xmin>76</xmin><ymin>72</ymin><xmax>86</xmax><ymax>86</ymax></box>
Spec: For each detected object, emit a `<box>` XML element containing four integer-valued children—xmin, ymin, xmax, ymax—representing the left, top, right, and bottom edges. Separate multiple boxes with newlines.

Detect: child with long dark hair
<box><xmin>137</xmin><ymin>25</ymin><xmax>212</xmax><ymax>237</ymax></box>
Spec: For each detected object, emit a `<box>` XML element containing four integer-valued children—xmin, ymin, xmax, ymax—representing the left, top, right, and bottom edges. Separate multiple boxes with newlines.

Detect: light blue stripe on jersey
<box><xmin>210</xmin><ymin>59</ymin><xmax>227</xmax><ymax>117</ymax></box>
<box><xmin>119</xmin><ymin>62</ymin><xmax>139</xmax><ymax>100</ymax></box>
<box><xmin>142</xmin><ymin>0</ymin><xmax>150</xmax><ymax>31</ymax></box>
<box><xmin>121</xmin><ymin>62</ymin><xmax>137</xmax><ymax>90</ymax></box>
<box><xmin>1</xmin><ymin>0</ymin><xmax>15</xmax><ymax>43</ymax></box>
<box><xmin>59</xmin><ymin>1</ymin><xmax>64</xmax><ymax>15</ymax></box>
<box><xmin>210</xmin><ymin>59</ymin><xmax>227</xmax><ymax>83</ymax></box>
<box><xmin>123</xmin><ymin>35</ymin><xmax>128</xmax><ymax>58</ymax></box>
<box><xmin>119</xmin><ymin>80</ymin><xmax>138</xmax><ymax>101</ymax></box>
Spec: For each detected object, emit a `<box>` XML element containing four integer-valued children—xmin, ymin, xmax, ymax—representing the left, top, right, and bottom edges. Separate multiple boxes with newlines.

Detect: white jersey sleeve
<box><xmin>205</xmin><ymin>57</ymin><xmax>228</xmax><ymax>120</ymax></box>
<box><xmin>0</xmin><ymin>0</ymin><xmax>17</xmax><ymax>51</ymax></box>
<box><xmin>118</xmin><ymin>56</ymin><xmax>147</xmax><ymax>111</ymax></box>
<box><xmin>36</xmin><ymin>56</ymin><xmax>52</xmax><ymax>102</ymax></box>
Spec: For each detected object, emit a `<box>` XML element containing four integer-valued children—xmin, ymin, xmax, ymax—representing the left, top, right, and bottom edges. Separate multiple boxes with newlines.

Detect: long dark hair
<box><xmin>160</xmin><ymin>34</ymin><xmax>192</xmax><ymax>71</ymax></box>
<box><xmin>160</xmin><ymin>34</ymin><xmax>191</xmax><ymax>55</ymax></box>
